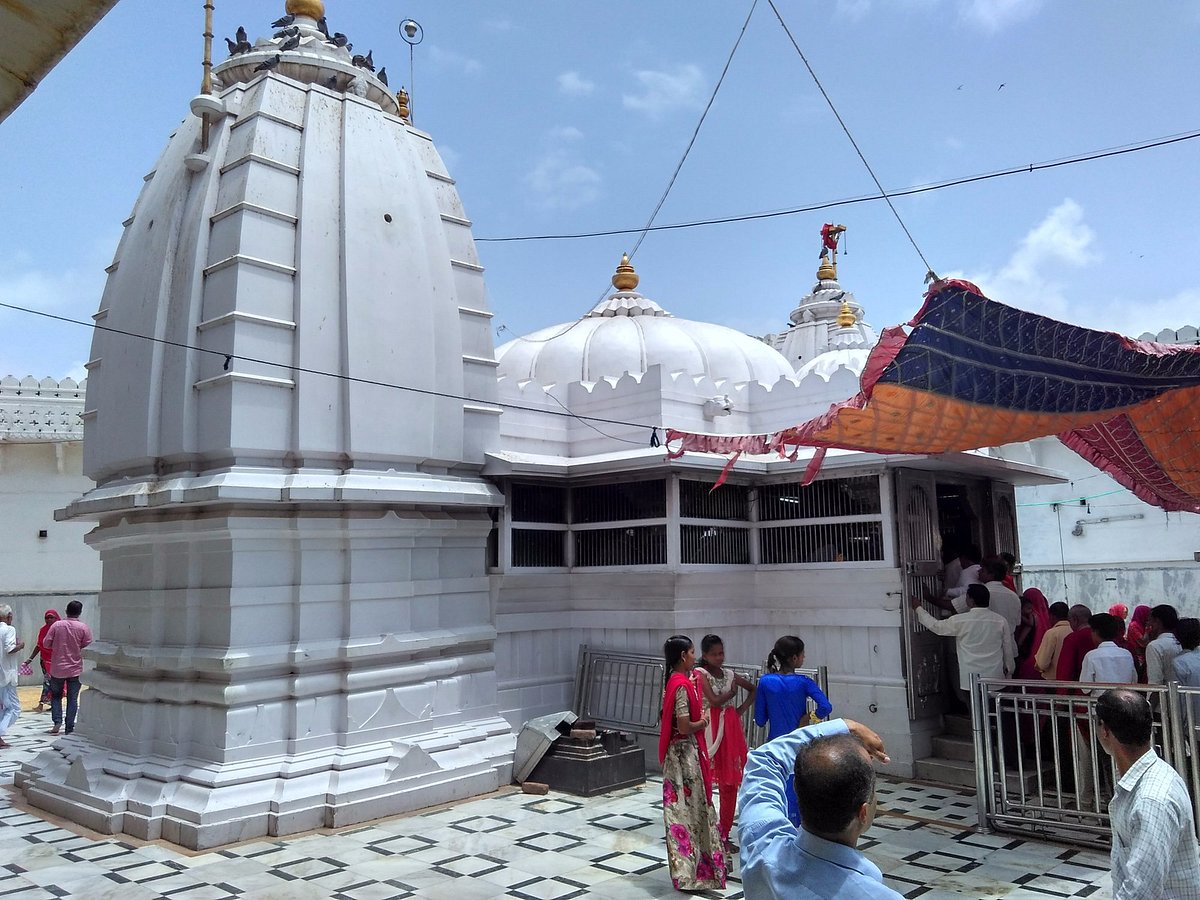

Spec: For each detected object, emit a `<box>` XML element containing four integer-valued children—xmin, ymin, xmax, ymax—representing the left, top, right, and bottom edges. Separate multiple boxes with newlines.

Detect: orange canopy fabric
<box><xmin>667</xmin><ymin>280</ymin><xmax>1200</xmax><ymax>512</ymax></box>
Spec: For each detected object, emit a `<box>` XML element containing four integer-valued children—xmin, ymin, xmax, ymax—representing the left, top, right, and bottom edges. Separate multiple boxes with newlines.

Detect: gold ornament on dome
<box><xmin>397</xmin><ymin>88</ymin><xmax>411</xmax><ymax>122</ymax></box>
<box><xmin>817</xmin><ymin>255</ymin><xmax>837</xmax><ymax>281</ymax></box>
<box><xmin>611</xmin><ymin>253</ymin><xmax>640</xmax><ymax>292</ymax></box>
<box><xmin>286</xmin><ymin>0</ymin><xmax>325</xmax><ymax>20</ymax></box>
<box><xmin>837</xmin><ymin>300</ymin><xmax>856</xmax><ymax>328</ymax></box>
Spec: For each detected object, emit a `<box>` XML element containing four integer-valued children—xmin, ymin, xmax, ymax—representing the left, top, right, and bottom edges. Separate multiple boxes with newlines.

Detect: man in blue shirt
<box><xmin>740</xmin><ymin>718</ymin><xmax>903</xmax><ymax>898</ymax></box>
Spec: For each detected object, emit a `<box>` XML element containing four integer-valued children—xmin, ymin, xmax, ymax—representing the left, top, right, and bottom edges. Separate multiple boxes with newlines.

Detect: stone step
<box><xmin>932</xmin><ymin>734</ymin><xmax>975</xmax><ymax>762</ymax></box>
<box><xmin>915</xmin><ymin>755</ymin><xmax>1047</xmax><ymax>795</ymax></box>
<box><xmin>943</xmin><ymin>713</ymin><xmax>973</xmax><ymax>738</ymax></box>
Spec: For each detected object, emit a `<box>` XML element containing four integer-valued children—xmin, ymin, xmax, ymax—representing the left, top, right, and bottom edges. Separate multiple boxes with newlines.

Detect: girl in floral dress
<box><xmin>695</xmin><ymin>633</ymin><xmax>755</xmax><ymax>854</ymax></box>
<box><xmin>659</xmin><ymin>635</ymin><xmax>727</xmax><ymax>892</ymax></box>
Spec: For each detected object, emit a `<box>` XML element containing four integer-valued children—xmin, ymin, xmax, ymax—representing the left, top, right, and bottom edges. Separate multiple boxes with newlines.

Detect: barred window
<box><xmin>512</xmin><ymin>528</ymin><xmax>566</xmax><ymax>567</ymax></box>
<box><xmin>760</xmin><ymin>521</ymin><xmax>884</xmax><ymax>564</ymax></box>
<box><xmin>572</xmin><ymin>480</ymin><xmax>665</xmax><ymax>524</ymax></box>
<box><xmin>679</xmin><ymin>480</ymin><xmax>749</xmax><ymax>520</ymax></box>
<box><xmin>758</xmin><ymin>475</ymin><xmax>884</xmax><ymax>564</ymax></box>
<box><xmin>511</xmin><ymin>483</ymin><xmax>567</xmax><ymax>523</ymax></box>
<box><xmin>575</xmin><ymin>525</ymin><xmax>667</xmax><ymax>567</ymax></box>
<box><xmin>681</xmin><ymin>525</ymin><xmax>751</xmax><ymax>564</ymax></box>
<box><xmin>758</xmin><ymin>476</ymin><xmax>881</xmax><ymax>521</ymax></box>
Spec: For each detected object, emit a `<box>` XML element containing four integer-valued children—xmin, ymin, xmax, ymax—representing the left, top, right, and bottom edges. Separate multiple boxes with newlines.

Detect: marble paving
<box><xmin>0</xmin><ymin>704</ymin><xmax>1112</xmax><ymax>899</ymax></box>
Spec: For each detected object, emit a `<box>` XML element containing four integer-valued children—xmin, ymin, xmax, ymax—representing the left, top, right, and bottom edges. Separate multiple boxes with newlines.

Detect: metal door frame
<box><xmin>894</xmin><ymin>469</ymin><xmax>946</xmax><ymax>720</ymax></box>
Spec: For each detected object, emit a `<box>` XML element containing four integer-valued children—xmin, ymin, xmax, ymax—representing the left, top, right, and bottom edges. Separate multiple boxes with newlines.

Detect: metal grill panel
<box><xmin>511</xmin><ymin>528</ymin><xmax>566</xmax><ymax>567</ymax></box>
<box><xmin>572</xmin><ymin>480</ymin><xmax>666</xmax><ymax>524</ymax></box>
<box><xmin>972</xmin><ymin>676</ymin><xmax>1200</xmax><ymax>846</ymax></box>
<box><xmin>679</xmin><ymin>480</ymin><xmax>749</xmax><ymax>520</ymax></box>
<box><xmin>574</xmin><ymin>525</ymin><xmax>667</xmax><ymax>566</ymax></box>
<box><xmin>759</xmin><ymin>476</ymin><xmax>881</xmax><ymax>521</ymax></box>
<box><xmin>511</xmin><ymin>483</ymin><xmax>567</xmax><ymax>523</ymax></box>
<box><xmin>681</xmin><ymin>525</ymin><xmax>750</xmax><ymax>564</ymax></box>
<box><xmin>574</xmin><ymin>644</ymin><xmax>828</xmax><ymax>749</ymax></box>
<box><xmin>759</xmin><ymin>521</ymin><xmax>883</xmax><ymax>564</ymax></box>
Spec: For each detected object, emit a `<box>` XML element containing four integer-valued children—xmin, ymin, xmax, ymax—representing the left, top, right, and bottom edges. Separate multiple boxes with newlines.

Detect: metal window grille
<box><xmin>575</xmin><ymin>525</ymin><xmax>666</xmax><ymax>566</ymax></box>
<box><xmin>679</xmin><ymin>480</ymin><xmax>749</xmax><ymax>520</ymax></box>
<box><xmin>572</xmin><ymin>480</ymin><xmax>666</xmax><ymax>524</ymax></box>
<box><xmin>681</xmin><ymin>524</ymin><xmax>750</xmax><ymax>564</ymax></box>
<box><xmin>511</xmin><ymin>483</ymin><xmax>567</xmax><ymax>523</ymax></box>
<box><xmin>760</xmin><ymin>521</ymin><xmax>884</xmax><ymax>564</ymax></box>
<box><xmin>758</xmin><ymin>475</ymin><xmax>882</xmax><ymax>521</ymax></box>
<box><xmin>573</xmin><ymin>644</ymin><xmax>829</xmax><ymax>750</ymax></box>
<box><xmin>512</xmin><ymin>528</ymin><xmax>566</xmax><ymax>567</ymax></box>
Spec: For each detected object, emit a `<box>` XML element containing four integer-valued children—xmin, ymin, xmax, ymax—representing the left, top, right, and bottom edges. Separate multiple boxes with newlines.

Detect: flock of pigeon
<box><xmin>224</xmin><ymin>13</ymin><xmax>388</xmax><ymax>87</ymax></box>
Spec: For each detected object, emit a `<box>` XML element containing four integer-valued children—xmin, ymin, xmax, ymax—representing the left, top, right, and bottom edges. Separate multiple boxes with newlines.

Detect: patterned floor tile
<box><xmin>0</xmin><ymin>709</ymin><xmax>1116</xmax><ymax>899</ymax></box>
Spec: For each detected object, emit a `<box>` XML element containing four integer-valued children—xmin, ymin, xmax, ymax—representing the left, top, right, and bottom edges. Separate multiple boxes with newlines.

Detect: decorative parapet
<box><xmin>0</xmin><ymin>375</ymin><xmax>87</xmax><ymax>440</ymax></box>
<box><xmin>1136</xmin><ymin>325</ymin><xmax>1199</xmax><ymax>345</ymax></box>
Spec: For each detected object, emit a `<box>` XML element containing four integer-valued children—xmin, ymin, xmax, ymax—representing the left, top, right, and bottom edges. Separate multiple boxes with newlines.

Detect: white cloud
<box><xmin>557</xmin><ymin>71</ymin><xmax>595</xmax><ymax>96</ymax></box>
<box><xmin>835</xmin><ymin>0</ymin><xmax>872</xmax><ymax>21</ymax></box>
<box><xmin>0</xmin><ymin>236</ymin><xmax>114</xmax><ymax>378</ymax></box>
<box><xmin>622</xmin><ymin>64</ymin><xmax>705</xmax><ymax>117</ymax></box>
<box><xmin>955</xmin><ymin>199</ymin><xmax>1097</xmax><ymax>320</ymax></box>
<box><xmin>524</xmin><ymin>151</ymin><xmax>601</xmax><ymax>210</ymax></box>
<box><xmin>959</xmin><ymin>0</ymin><xmax>1044</xmax><ymax>32</ymax></box>
<box><xmin>428</xmin><ymin>45</ymin><xmax>482</xmax><ymax>76</ymax></box>
<box><xmin>548</xmin><ymin>126</ymin><xmax>584</xmax><ymax>142</ymax></box>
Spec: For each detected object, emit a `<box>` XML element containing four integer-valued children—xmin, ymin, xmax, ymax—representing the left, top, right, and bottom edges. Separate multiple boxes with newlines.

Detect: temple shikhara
<box><xmin>3</xmin><ymin>0</ymin><xmax>1199</xmax><ymax>861</ymax></box>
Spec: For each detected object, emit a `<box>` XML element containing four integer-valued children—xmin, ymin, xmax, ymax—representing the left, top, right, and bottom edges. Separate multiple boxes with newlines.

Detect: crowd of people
<box><xmin>658</xmin><ymin>547</ymin><xmax>1200</xmax><ymax>897</ymax></box>
<box><xmin>0</xmin><ymin>600</ymin><xmax>93</xmax><ymax>750</ymax></box>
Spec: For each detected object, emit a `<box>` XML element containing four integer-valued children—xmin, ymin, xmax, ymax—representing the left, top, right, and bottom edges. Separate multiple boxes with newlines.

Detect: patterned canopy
<box><xmin>667</xmin><ymin>280</ymin><xmax>1200</xmax><ymax>512</ymax></box>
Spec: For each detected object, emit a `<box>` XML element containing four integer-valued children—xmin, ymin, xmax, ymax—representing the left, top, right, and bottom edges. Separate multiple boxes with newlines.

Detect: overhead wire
<box><xmin>0</xmin><ymin>301</ymin><xmax>662</xmax><ymax>441</ymax></box>
<box><xmin>475</xmin><ymin>128</ymin><xmax>1200</xmax><ymax>244</ymax></box>
<box><xmin>764</xmin><ymin>0</ymin><xmax>936</xmax><ymax>278</ymax></box>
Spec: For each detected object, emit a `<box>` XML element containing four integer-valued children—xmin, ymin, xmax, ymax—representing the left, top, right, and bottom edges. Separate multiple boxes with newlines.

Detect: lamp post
<box><xmin>399</xmin><ymin>18</ymin><xmax>423</xmax><ymax>124</ymax></box>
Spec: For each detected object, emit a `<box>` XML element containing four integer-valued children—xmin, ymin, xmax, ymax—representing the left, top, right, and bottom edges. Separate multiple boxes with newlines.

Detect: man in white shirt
<box><xmin>940</xmin><ymin>545</ymin><xmax>982</xmax><ymax>608</ymax></box>
<box><xmin>1080</xmin><ymin>614</ymin><xmax>1137</xmax><ymax>694</ymax></box>
<box><xmin>911</xmin><ymin>584</ymin><xmax>1016</xmax><ymax>705</ymax></box>
<box><xmin>1146</xmin><ymin>604</ymin><xmax>1183</xmax><ymax>685</ymax></box>
<box><xmin>1096</xmin><ymin>689</ymin><xmax>1200</xmax><ymax>900</ymax></box>
<box><xmin>980</xmin><ymin>558</ymin><xmax>1021</xmax><ymax>637</ymax></box>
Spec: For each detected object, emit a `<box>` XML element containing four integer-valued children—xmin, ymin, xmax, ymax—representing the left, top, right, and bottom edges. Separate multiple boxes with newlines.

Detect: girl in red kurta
<box><xmin>658</xmin><ymin>635</ymin><xmax>726</xmax><ymax>893</ymax></box>
<box><xmin>694</xmin><ymin>633</ymin><xmax>755</xmax><ymax>853</ymax></box>
<box><xmin>25</xmin><ymin>609</ymin><xmax>60</xmax><ymax>712</ymax></box>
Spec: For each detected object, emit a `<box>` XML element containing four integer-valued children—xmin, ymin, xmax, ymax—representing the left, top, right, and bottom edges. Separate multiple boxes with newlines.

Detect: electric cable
<box><xmin>475</xmin><ymin>128</ymin><xmax>1200</xmax><ymax>244</ymax></box>
<box><xmin>765</xmin><ymin>0</ymin><xmax>936</xmax><ymax>277</ymax></box>
<box><xmin>0</xmin><ymin>301</ymin><xmax>663</xmax><ymax>439</ymax></box>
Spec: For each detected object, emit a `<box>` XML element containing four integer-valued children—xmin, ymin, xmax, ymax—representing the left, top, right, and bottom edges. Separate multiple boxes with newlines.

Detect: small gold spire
<box><xmin>286</xmin><ymin>0</ymin><xmax>325</xmax><ymax>20</ymax></box>
<box><xmin>837</xmin><ymin>300</ymin><xmax>856</xmax><ymax>328</ymax></box>
<box><xmin>817</xmin><ymin>255</ymin><xmax>837</xmax><ymax>281</ymax></box>
<box><xmin>612</xmin><ymin>253</ymin><xmax>639</xmax><ymax>292</ymax></box>
<box><xmin>397</xmin><ymin>88</ymin><xmax>411</xmax><ymax>122</ymax></box>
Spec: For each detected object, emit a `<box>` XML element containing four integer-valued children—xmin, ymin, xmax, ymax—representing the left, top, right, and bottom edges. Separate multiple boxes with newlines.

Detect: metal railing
<box><xmin>574</xmin><ymin>644</ymin><xmax>829</xmax><ymax>750</ymax></box>
<box><xmin>971</xmin><ymin>675</ymin><xmax>1200</xmax><ymax>847</ymax></box>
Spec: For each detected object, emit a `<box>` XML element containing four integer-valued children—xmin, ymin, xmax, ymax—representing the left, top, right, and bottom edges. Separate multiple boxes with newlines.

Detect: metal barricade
<box><xmin>971</xmin><ymin>675</ymin><xmax>1200</xmax><ymax>847</ymax></box>
<box><xmin>574</xmin><ymin>644</ymin><xmax>829</xmax><ymax>749</ymax></box>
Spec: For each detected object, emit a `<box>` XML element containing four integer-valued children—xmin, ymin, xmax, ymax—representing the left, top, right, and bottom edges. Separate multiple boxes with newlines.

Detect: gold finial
<box><xmin>397</xmin><ymin>88</ymin><xmax>411</xmax><ymax>122</ymax></box>
<box><xmin>612</xmin><ymin>253</ymin><xmax>639</xmax><ymax>292</ymax></box>
<box><xmin>837</xmin><ymin>300</ymin><xmax>856</xmax><ymax>328</ymax></box>
<box><xmin>817</xmin><ymin>254</ymin><xmax>837</xmax><ymax>281</ymax></box>
<box><xmin>286</xmin><ymin>0</ymin><xmax>325</xmax><ymax>19</ymax></box>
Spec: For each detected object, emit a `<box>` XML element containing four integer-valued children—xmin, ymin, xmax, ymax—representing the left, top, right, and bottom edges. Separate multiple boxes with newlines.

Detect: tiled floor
<box><xmin>0</xmin><ymin>707</ymin><xmax>1112</xmax><ymax>899</ymax></box>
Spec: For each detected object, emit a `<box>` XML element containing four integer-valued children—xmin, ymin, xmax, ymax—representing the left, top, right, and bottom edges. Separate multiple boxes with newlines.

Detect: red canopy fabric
<box><xmin>666</xmin><ymin>280</ymin><xmax>1200</xmax><ymax>512</ymax></box>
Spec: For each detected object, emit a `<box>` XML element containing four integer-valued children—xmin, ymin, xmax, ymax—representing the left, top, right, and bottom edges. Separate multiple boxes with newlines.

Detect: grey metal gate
<box><xmin>895</xmin><ymin>469</ymin><xmax>946</xmax><ymax>720</ymax></box>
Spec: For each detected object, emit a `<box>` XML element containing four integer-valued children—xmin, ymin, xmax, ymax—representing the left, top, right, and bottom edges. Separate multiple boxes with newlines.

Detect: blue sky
<box><xmin>2</xmin><ymin>0</ymin><xmax>1199</xmax><ymax>379</ymax></box>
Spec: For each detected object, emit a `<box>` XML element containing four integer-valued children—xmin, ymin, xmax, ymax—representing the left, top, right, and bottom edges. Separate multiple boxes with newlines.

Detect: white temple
<box><xmin>17</xmin><ymin>0</ymin><xmax>513</xmax><ymax>848</ymax></box>
<box><xmin>12</xmin><ymin>0</ymin><xmax>1194</xmax><ymax>851</ymax></box>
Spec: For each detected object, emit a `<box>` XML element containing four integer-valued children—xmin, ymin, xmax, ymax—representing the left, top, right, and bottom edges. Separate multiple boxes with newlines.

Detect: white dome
<box><xmin>796</xmin><ymin>347</ymin><xmax>872</xmax><ymax>382</ymax></box>
<box><xmin>497</xmin><ymin>290</ymin><xmax>795</xmax><ymax>387</ymax></box>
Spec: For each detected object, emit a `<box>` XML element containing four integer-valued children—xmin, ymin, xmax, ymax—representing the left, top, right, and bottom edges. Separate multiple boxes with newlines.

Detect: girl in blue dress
<box><xmin>754</xmin><ymin>635</ymin><xmax>833</xmax><ymax>827</ymax></box>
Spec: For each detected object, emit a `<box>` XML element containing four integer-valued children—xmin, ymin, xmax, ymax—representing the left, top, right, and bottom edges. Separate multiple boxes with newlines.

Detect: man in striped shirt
<box><xmin>1096</xmin><ymin>689</ymin><xmax>1200</xmax><ymax>900</ymax></box>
